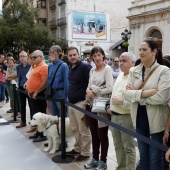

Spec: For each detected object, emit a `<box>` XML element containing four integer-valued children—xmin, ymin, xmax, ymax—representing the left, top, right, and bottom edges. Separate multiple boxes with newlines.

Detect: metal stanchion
<box><xmin>8</xmin><ymin>84</ymin><xmax>20</xmax><ymax>123</ymax></box>
<box><xmin>52</xmin><ymin>99</ymin><xmax>74</xmax><ymax>163</ymax></box>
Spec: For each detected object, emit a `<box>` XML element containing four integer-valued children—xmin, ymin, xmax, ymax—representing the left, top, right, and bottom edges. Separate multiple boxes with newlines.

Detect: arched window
<box><xmin>150</xmin><ymin>30</ymin><xmax>162</xmax><ymax>39</ymax></box>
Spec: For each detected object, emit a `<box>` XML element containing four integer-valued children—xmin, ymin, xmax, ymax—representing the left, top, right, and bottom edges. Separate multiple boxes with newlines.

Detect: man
<box><xmin>15</xmin><ymin>51</ymin><xmax>36</xmax><ymax>132</ymax></box>
<box><xmin>108</xmin><ymin>52</ymin><xmax>136</xmax><ymax>170</ymax></box>
<box><xmin>48</xmin><ymin>45</ymin><xmax>69</xmax><ymax>117</ymax></box>
<box><xmin>66</xmin><ymin>46</ymin><xmax>91</xmax><ymax>162</ymax></box>
<box><xmin>46</xmin><ymin>45</ymin><xmax>69</xmax><ymax>151</ymax></box>
<box><xmin>26</xmin><ymin>50</ymin><xmax>48</xmax><ymax>142</ymax></box>
<box><xmin>111</xmin><ymin>57</ymin><xmax>121</xmax><ymax>84</ymax></box>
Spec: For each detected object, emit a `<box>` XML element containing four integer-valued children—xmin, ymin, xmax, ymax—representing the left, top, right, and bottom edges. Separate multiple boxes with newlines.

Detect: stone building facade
<box><xmin>128</xmin><ymin>0</ymin><xmax>170</xmax><ymax>57</ymax></box>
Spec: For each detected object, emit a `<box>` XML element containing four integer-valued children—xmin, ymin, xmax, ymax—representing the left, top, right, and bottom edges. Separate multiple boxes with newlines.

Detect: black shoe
<box><xmin>66</xmin><ymin>149</ymin><xmax>80</xmax><ymax>155</ymax></box>
<box><xmin>33</xmin><ymin>136</ymin><xmax>47</xmax><ymax>142</ymax></box>
<box><xmin>74</xmin><ymin>155</ymin><xmax>90</xmax><ymax>162</ymax></box>
<box><xmin>29</xmin><ymin>132</ymin><xmax>39</xmax><ymax>139</ymax></box>
<box><xmin>56</xmin><ymin>141</ymin><xmax>68</xmax><ymax>152</ymax></box>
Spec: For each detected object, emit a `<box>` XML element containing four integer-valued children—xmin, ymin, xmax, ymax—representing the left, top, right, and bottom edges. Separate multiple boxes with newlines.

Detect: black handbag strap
<box><xmin>49</xmin><ymin>62</ymin><xmax>63</xmax><ymax>86</ymax></box>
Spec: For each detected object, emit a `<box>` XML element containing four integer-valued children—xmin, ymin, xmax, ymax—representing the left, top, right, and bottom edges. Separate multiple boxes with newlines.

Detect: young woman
<box><xmin>84</xmin><ymin>46</ymin><xmax>113</xmax><ymax>170</ymax></box>
<box><xmin>123</xmin><ymin>38</ymin><xmax>170</xmax><ymax>170</ymax></box>
<box><xmin>0</xmin><ymin>65</ymin><xmax>6</xmax><ymax>105</ymax></box>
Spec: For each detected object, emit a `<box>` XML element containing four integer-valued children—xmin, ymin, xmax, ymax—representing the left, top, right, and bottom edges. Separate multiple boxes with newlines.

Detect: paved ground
<box><xmin>0</xmin><ymin>101</ymin><xmax>139</xmax><ymax>170</ymax></box>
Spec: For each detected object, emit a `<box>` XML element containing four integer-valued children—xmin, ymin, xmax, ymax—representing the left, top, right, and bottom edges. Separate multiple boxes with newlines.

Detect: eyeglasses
<box><xmin>31</xmin><ymin>56</ymin><xmax>40</xmax><ymax>60</ymax></box>
<box><xmin>49</xmin><ymin>50</ymin><xmax>57</xmax><ymax>55</ymax></box>
<box><xmin>114</xmin><ymin>60</ymin><xmax>119</xmax><ymax>62</ymax></box>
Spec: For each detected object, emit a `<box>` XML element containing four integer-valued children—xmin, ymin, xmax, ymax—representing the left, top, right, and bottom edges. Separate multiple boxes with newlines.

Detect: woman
<box><xmin>123</xmin><ymin>38</ymin><xmax>170</xmax><ymax>170</ymax></box>
<box><xmin>6</xmin><ymin>57</ymin><xmax>17</xmax><ymax>116</ymax></box>
<box><xmin>0</xmin><ymin>65</ymin><xmax>6</xmax><ymax>105</ymax></box>
<box><xmin>84</xmin><ymin>46</ymin><xmax>113</xmax><ymax>170</ymax></box>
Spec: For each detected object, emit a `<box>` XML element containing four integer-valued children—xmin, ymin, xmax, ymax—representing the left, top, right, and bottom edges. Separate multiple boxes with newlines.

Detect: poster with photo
<box><xmin>72</xmin><ymin>12</ymin><xmax>107</xmax><ymax>40</ymax></box>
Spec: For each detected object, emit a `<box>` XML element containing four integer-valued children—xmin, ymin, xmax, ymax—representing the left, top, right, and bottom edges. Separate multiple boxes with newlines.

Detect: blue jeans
<box><xmin>136</xmin><ymin>128</ymin><xmax>164</xmax><ymax>170</ymax></box>
<box><xmin>0</xmin><ymin>84</ymin><xmax>6</xmax><ymax>101</ymax></box>
<box><xmin>50</xmin><ymin>90</ymin><xmax>67</xmax><ymax>117</ymax></box>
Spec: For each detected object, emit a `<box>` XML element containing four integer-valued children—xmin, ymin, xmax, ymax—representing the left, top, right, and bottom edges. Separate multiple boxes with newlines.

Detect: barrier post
<box><xmin>52</xmin><ymin>99</ymin><xmax>74</xmax><ymax>163</ymax></box>
<box><xmin>8</xmin><ymin>84</ymin><xmax>20</xmax><ymax>123</ymax></box>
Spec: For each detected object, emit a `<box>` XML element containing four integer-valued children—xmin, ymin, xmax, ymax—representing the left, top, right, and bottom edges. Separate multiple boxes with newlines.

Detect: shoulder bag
<box><xmin>91</xmin><ymin>81</ymin><xmax>111</xmax><ymax>113</ymax></box>
<box><xmin>138</xmin><ymin>65</ymin><xmax>159</xmax><ymax>90</ymax></box>
<box><xmin>45</xmin><ymin>62</ymin><xmax>63</xmax><ymax>97</ymax></box>
<box><xmin>91</xmin><ymin>97</ymin><xmax>110</xmax><ymax>113</ymax></box>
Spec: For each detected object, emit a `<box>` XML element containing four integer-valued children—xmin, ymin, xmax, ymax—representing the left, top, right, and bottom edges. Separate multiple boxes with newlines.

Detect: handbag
<box><xmin>45</xmin><ymin>86</ymin><xmax>53</xmax><ymax>97</ymax></box>
<box><xmin>45</xmin><ymin>62</ymin><xmax>63</xmax><ymax>97</ymax></box>
<box><xmin>91</xmin><ymin>97</ymin><xmax>110</xmax><ymax>113</ymax></box>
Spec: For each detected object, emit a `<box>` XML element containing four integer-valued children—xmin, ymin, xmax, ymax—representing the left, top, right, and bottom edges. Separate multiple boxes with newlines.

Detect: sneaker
<box><xmin>95</xmin><ymin>160</ymin><xmax>107</xmax><ymax>170</ymax></box>
<box><xmin>84</xmin><ymin>157</ymin><xmax>98</xmax><ymax>169</ymax></box>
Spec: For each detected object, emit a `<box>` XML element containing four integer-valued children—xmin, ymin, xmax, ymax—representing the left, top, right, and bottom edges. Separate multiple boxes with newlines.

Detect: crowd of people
<box><xmin>0</xmin><ymin>38</ymin><xmax>170</xmax><ymax>170</ymax></box>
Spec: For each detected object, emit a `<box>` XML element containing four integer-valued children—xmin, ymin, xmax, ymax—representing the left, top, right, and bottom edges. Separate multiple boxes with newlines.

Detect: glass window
<box><xmin>41</xmin><ymin>0</ymin><xmax>46</xmax><ymax>8</ymax></box>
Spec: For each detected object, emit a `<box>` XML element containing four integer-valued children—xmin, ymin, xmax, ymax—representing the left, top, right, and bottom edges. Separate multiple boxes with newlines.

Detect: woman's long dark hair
<box><xmin>143</xmin><ymin>38</ymin><xmax>163</xmax><ymax>65</ymax></box>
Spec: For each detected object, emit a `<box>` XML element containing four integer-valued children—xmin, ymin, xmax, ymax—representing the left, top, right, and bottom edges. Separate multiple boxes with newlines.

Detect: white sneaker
<box><xmin>2</xmin><ymin>101</ymin><xmax>6</xmax><ymax>105</ymax></box>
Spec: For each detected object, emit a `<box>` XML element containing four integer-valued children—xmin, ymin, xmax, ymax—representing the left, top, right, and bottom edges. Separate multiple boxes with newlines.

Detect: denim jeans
<box><xmin>0</xmin><ymin>84</ymin><xmax>6</xmax><ymax>101</ymax></box>
<box><xmin>136</xmin><ymin>128</ymin><xmax>164</xmax><ymax>170</ymax></box>
<box><xmin>50</xmin><ymin>90</ymin><xmax>67</xmax><ymax>117</ymax></box>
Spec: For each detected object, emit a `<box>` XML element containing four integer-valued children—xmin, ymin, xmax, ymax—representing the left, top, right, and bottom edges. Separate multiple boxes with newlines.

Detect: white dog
<box><xmin>30</xmin><ymin>112</ymin><xmax>60</xmax><ymax>154</ymax></box>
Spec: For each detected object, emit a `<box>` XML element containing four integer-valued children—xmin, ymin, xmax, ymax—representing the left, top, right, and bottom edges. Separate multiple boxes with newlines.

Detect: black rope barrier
<box><xmin>9</xmin><ymin>85</ymin><xmax>169</xmax><ymax>164</ymax></box>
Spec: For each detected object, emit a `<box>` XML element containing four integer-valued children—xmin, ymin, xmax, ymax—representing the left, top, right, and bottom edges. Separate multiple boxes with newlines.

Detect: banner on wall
<box><xmin>72</xmin><ymin>12</ymin><xmax>107</xmax><ymax>40</ymax></box>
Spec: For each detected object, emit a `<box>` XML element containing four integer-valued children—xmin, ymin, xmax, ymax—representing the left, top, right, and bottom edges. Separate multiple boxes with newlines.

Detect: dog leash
<box><xmin>45</xmin><ymin>120</ymin><xmax>60</xmax><ymax>136</ymax></box>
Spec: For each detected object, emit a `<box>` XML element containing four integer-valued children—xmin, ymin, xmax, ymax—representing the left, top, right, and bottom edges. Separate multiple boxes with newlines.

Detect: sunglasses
<box><xmin>114</xmin><ymin>61</ymin><xmax>119</xmax><ymax>62</ymax></box>
<box><xmin>31</xmin><ymin>56</ymin><xmax>40</xmax><ymax>60</ymax></box>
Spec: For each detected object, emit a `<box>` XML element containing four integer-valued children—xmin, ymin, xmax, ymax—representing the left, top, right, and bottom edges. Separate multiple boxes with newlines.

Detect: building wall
<box><xmin>2</xmin><ymin>0</ymin><xmax>132</xmax><ymax>57</ymax></box>
<box><xmin>128</xmin><ymin>0</ymin><xmax>170</xmax><ymax>57</ymax></box>
<box><xmin>66</xmin><ymin>0</ymin><xmax>132</xmax><ymax>58</ymax></box>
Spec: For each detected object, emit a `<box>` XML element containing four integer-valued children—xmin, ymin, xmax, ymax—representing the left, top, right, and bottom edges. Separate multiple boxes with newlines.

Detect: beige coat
<box><xmin>86</xmin><ymin>65</ymin><xmax>113</xmax><ymax>128</ymax></box>
<box><xmin>123</xmin><ymin>61</ymin><xmax>170</xmax><ymax>134</ymax></box>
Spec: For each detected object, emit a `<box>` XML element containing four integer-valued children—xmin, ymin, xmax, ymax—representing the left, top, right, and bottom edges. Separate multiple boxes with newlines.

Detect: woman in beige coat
<box><xmin>123</xmin><ymin>38</ymin><xmax>170</xmax><ymax>170</ymax></box>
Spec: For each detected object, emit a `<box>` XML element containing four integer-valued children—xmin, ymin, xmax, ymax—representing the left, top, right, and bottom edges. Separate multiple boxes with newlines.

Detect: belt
<box><xmin>52</xmin><ymin>88</ymin><xmax>64</xmax><ymax>92</ymax></box>
<box><xmin>111</xmin><ymin>111</ymin><xmax>122</xmax><ymax>116</ymax></box>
